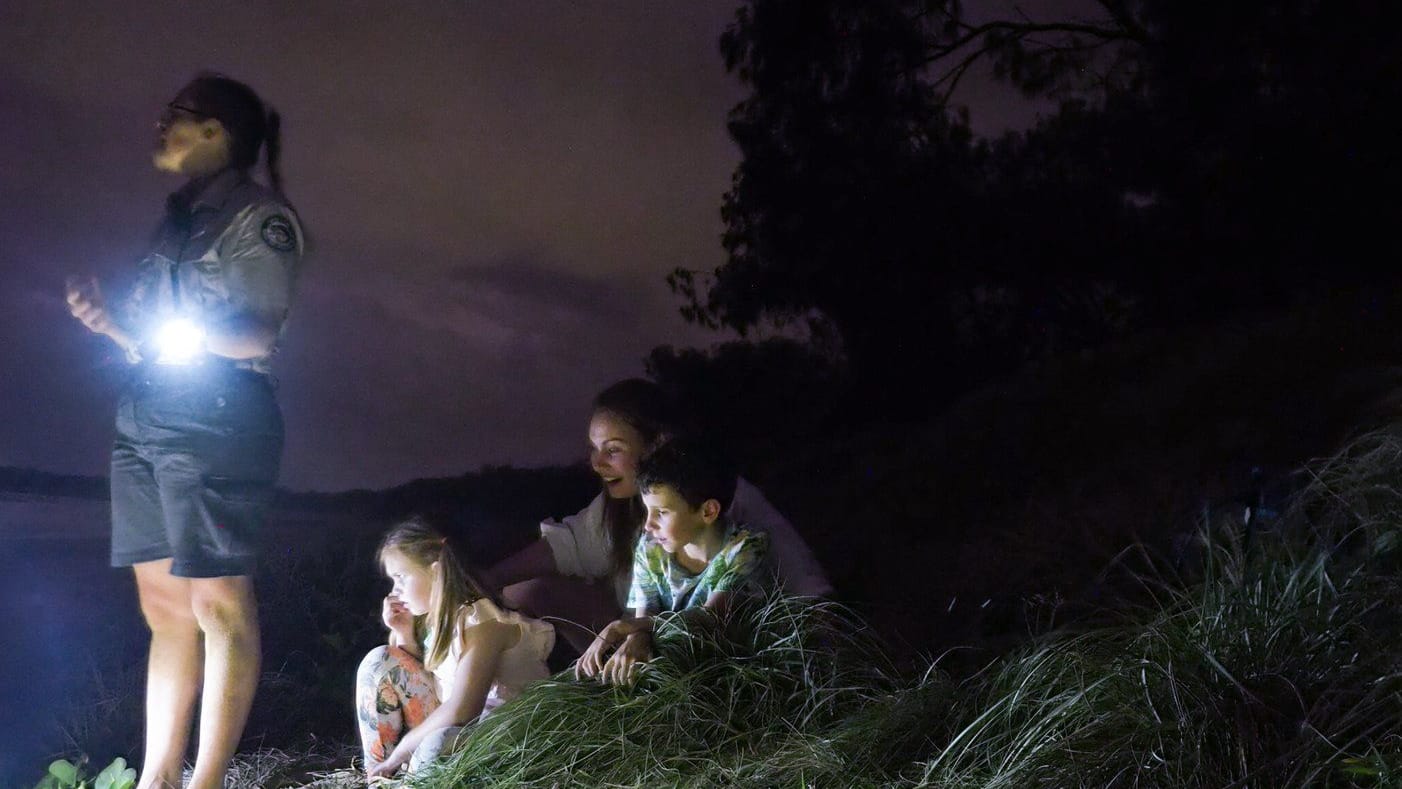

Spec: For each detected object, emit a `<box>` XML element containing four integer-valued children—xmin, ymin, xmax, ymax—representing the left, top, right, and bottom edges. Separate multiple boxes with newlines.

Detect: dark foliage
<box><xmin>675</xmin><ymin>0</ymin><xmax>1402</xmax><ymax>416</ymax></box>
<box><xmin>644</xmin><ymin>338</ymin><xmax>848</xmax><ymax>481</ymax></box>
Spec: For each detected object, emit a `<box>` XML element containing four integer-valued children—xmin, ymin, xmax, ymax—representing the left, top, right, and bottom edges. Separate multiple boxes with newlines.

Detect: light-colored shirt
<box><xmin>626</xmin><ymin>522</ymin><xmax>772</xmax><ymax>614</ymax></box>
<box><xmin>539</xmin><ymin>477</ymin><xmax>832</xmax><ymax>606</ymax></box>
<box><xmin>121</xmin><ymin>168</ymin><xmax>303</xmax><ymax>375</ymax></box>
<box><xmin>426</xmin><ymin>598</ymin><xmax>554</xmax><ymax>719</ymax></box>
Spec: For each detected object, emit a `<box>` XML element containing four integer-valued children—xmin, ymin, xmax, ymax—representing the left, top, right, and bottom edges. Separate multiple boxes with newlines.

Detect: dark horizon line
<box><xmin>0</xmin><ymin>461</ymin><xmax>594</xmax><ymax>503</ymax></box>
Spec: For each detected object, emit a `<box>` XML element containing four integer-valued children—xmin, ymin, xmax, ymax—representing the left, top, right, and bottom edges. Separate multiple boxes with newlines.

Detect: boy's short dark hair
<box><xmin>636</xmin><ymin>438</ymin><xmax>738</xmax><ymax>512</ymax></box>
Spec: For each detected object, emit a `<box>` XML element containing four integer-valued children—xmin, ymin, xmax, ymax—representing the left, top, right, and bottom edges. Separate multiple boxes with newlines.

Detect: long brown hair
<box><xmin>377</xmin><ymin>516</ymin><xmax>496</xmax><ymax>671</ymax></box>
<box><xmin>591</xmin><ymin>379</ymin><xmax>681</xmax><ymax>574</ymax></box>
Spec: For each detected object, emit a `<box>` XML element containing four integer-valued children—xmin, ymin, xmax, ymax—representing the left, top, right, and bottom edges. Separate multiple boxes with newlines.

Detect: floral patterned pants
<box><xmin>355</xmin><ymin>645</ymin><xmax>440</xmax><ymax>771</ymax></box>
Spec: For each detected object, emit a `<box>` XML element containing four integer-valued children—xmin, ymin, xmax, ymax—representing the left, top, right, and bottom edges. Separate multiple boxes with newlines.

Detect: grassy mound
<box><xmin>417</xmin><ymin>597</ymin><xmax>912</xmax><ymax>787</ymax></box>
<box><xmin>408</xmin><ymin>431</ymin><xmax>1402</xmax><ymax>788</ymax></box>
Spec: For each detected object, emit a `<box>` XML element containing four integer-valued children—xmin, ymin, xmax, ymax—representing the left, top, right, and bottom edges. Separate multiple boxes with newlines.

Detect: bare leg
<box><xmin>185</xmin><ymin>575</ymin><xmax>260</xmax><ymax>789</ymax></box>
<box><xmin>133</xmin><ymin>559</ymin><xmax>200</xmax><ymax>789</ymax></box>
<box><xmin>501</xmin><ymin>577</ymin><xmax>620</xmax><ymax>653</ymax></box>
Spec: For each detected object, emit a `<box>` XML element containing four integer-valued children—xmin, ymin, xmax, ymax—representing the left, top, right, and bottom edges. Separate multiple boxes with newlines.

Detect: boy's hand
<box><xmin>600</xmin><ymin>631</ymin><xmax>651</xmax><ymax>687</ymax></box>
<box><xmin>575</xmin><ymin>621</ymin><xmax>620</xmax><ymax>680</ymax></box>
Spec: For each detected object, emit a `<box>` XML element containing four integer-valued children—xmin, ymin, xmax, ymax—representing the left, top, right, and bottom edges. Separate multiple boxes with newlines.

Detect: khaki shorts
<box><xmin>109</xmin><ymin>366</ymin><xmax>283</xmax><ymax>578</ymax></box>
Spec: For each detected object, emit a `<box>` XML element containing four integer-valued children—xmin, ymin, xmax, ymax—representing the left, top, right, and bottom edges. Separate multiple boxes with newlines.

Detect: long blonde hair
<box><xmin>377</xmin><ymin>516</ymin><xmax>495</xmax><ymax>671</ymax></box>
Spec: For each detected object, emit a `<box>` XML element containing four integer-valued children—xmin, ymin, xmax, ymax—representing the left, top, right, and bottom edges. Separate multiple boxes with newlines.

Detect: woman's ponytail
<box><xmin>264</xmin><ymin>109</ymin><xmax>284</xmax><ymax>198</ymax></box>
<box><xmin>176</xmin><ymin>73</ymin><xmax>290</xmax><ymax>198</ymax></box>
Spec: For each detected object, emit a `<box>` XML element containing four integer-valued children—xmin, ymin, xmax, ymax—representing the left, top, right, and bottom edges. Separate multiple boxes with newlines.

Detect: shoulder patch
<box><xmin>260</xmin><ymin>215</ymin><xmax>297</xmax><ymax>252</ymax></box>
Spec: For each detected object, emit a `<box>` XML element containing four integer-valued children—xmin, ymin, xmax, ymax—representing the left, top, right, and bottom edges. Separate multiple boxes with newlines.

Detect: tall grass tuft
<box><xmin>419</xmin><ymin>596</ymin><xmax>903</xmax><ymax>788</ymax></box>
<box><xmin>912</xmin><ymin>429</ymin><xmax>1402</xmax><ymax>788</ymax></box>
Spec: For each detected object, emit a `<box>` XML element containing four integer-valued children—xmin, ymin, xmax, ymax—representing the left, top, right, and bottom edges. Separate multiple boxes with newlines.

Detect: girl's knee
<box><xmin>358</xmin><ymin>642</ymin><xmax>419</xmax><ymax>669</ymax></box>
<box><xmin>356</xmin><ymin>645</ymin><xmax>427</xmax><ymax>693</ymax></box>
<box><xmin>353</xmin><ymin>647</ymin><xmax>403</xmax><ymax>692</ymax></box>
<box><xmin>356</xmin><ymin>645</ymin><xmax>393</xmax><ymax>683</ymax></box>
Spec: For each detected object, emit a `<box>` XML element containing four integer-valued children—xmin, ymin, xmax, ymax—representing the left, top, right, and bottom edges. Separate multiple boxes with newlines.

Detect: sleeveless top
<box><xmin>427</xmin><ymin>598</ymin><xmax>554</xmax><ymax>719</ymax></box>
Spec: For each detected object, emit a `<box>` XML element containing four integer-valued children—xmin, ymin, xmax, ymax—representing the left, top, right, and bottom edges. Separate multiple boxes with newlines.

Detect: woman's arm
<box><xmin>483</xmin><ymin>539</ymin><xmax>558</xmax><ymax>592</ymax></box>
<box><xmin>65</xmin><ymin>276</ymin><xmax>275</xmax><ymax>361</ymax></box>
<box><xmin>369</xmin><ymin>619</ymin><xmax>518</xmax><ymax>778</ymax></box>
<box><xmin>211</xmin><ymin>202</ymin><xmax>299</xmax><ymax>360</ymax></box>
<box><xmin>205</xmin><ymin>312</ymin><xmax>279</xmax><ymax>359</ymax></box>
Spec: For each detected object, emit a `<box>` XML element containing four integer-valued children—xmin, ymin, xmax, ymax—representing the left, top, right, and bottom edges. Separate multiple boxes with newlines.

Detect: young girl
<box><xmin>355</xmin><ymin>518</ymin><xmax>554</xmax><ymax>779</ymax></box>
<box><xmin>484</xmin><ymin>378</ymin><xmax>832</xmax><ymax>652</ymax></box>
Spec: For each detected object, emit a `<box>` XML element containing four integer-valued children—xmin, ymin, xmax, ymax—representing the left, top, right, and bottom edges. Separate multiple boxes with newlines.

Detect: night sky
<box><xmin>0</xmin><ymin>1</ymin><xmax>1059</xmax><ymax>491</ymax></box>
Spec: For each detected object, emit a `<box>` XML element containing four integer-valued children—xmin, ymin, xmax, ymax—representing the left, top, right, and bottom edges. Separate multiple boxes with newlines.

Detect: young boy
<box><xmin>575</xmin><ymin>438</ymin><xmax>772</xmax><ymax>686</ymax></box>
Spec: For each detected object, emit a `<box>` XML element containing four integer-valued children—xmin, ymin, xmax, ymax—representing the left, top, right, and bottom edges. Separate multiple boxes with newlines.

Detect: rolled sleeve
<box><xmin>538</xmin><ymin>494</ymin><xmax>612</xmax><ymax>580</ymax></box>
<box><xmin>709</xmin><ymin>530</ymin><xmax>770</xmax><ymax>596</ymax></box>
<box><xmin>217</xmin><ymin>203</ymin><xmax>302</xmax><ymax>324</ymax></box>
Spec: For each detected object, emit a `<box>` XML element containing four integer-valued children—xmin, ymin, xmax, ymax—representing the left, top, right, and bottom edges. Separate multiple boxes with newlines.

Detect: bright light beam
<box><xmin>154</xmin><ymin>318</ymin><xmax>206</xmax><ymax>365</ymax></box>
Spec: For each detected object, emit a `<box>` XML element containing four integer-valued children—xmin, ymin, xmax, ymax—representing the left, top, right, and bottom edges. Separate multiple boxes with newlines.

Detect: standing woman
<box><xmin>65</xmin><ymin>73</ymin><xmax>302</xmax><ymax>789</ymax></box>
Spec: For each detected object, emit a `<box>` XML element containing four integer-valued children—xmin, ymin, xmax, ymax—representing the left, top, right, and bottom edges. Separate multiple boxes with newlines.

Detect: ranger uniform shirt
<box><xmin>121</xmin><ymin>167</ymin><xmax>303</xmax><ymax>375</ymax></box>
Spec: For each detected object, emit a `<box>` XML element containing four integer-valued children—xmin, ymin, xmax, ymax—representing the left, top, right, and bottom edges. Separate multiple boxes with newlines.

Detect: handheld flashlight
<box><xmin>152</xmin><ymin>317</ymin><xmax>207</xmax><ymax>365</ymax></box>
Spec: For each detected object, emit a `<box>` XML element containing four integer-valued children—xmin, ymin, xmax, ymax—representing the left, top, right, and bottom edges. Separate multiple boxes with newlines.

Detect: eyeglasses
<box><xmin>156</xmin><ymin>103</ymin><xmax>207</xmax><ymax>131</ymax></box>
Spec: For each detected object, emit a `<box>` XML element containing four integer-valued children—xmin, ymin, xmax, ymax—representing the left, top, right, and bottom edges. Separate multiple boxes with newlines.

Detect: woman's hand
<box><xmin>575</xmin><ymin>620</ymin><xmax>621</xmax><ymax>680</ymax></box>
<box><xmin>65</xmin><ymin>276</ymin><xmax>117</xmax><ymax>336</ymax></box>
<box><xmin>66</xmin><ymin>275</ymin><xmax>137</xmax><ymax>353</ymax></box>
<box><xmin>600</xmin><ymin>631</ymin><xmax>652</xmax><ymax>687</ymax></box>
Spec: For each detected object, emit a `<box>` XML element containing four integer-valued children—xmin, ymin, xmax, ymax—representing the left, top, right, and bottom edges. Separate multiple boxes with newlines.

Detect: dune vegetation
<box><xmin>36</xmin><ymin>424</ymin><xmax>1402</xmax><ymax>788</ymax></box>
<box><xmin>363</xmin><ymin>430</ymin><xmax>1402</xmax><ymax>788</ymax></box>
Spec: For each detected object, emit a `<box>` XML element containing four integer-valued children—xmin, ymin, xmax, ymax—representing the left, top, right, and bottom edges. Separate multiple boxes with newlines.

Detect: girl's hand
<box><xmin>382</xmin><ymin>595</ymin><xmax>414</xmax><ymax>639</ymax></box>
<box><xmin>600</xmin><ymin>631</ymin><xmax>651</xmax><ymax>687</ymax></box>
<box><xmin>366</xmin><ymin>754</ymin><xmax>405</xmax><ymax>781</ymax></box>
<box><xmin>574</xmin><ymin>622</ymin><xmax>620</xmax><ymax>680</ymax></box>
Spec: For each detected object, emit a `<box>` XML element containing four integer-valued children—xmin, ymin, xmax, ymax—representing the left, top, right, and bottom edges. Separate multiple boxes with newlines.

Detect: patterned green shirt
<box><xmin>626</xmin><ymin>522</ymin><xmax>772</xmax><ymax>614</ymax></box>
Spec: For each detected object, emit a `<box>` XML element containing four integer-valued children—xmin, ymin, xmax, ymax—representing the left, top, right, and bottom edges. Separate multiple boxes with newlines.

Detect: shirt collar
<box><xmin>665</xmin><ymin>517</ymin><xmax>740</xmax><ymax>576</ymax></box>
<box><xmin>169</xmin><ymin>167</ymin><xmax>246</xmax><ymax>215</ymax></box>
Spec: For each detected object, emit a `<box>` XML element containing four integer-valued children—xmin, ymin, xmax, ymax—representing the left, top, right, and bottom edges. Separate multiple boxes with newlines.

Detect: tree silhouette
<box><xmin>676</xmin><ymin>0</ymin><xmax>1402</xmax><ymax>414</ymax></box>
<box><xmin>668</xmin><ymin>0</ymin><xmax>998</xmax><ymax>411</ymax></box>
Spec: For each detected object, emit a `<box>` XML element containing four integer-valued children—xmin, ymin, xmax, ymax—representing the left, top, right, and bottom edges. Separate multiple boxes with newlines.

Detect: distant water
<box><xmin>0</xmin><ymin>492</ymin><xmax>110</xmax><ymax>542</ymax></box>
<box><xmin>0</xmin><ymin>523</ymin><xmax>141</xmax><ymax>787</ymax></box>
